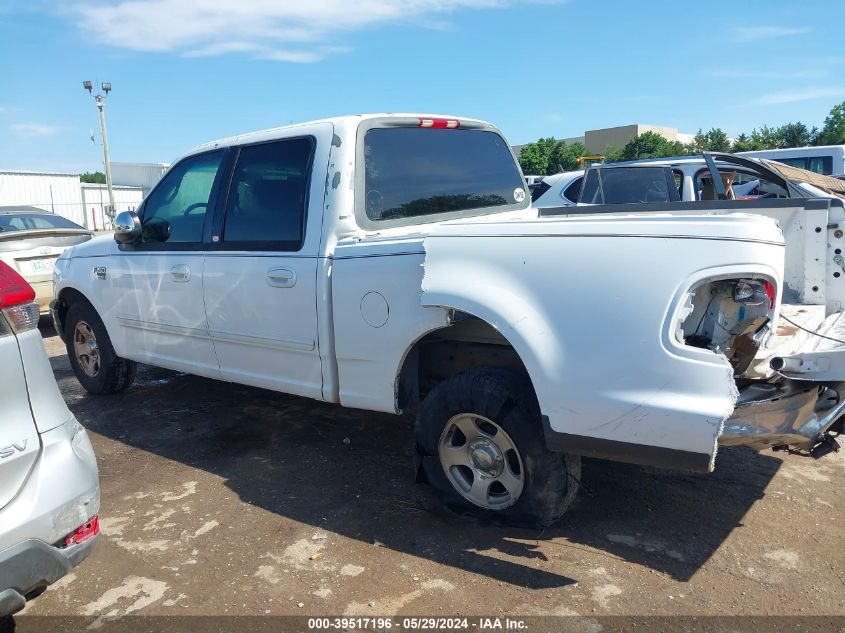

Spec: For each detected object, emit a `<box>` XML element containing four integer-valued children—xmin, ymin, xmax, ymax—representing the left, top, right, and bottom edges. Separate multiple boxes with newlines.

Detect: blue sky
<box><xmin>0</xmin><ymin>0</ymin><xmax>843</xmax><ymax>173</ymax></box>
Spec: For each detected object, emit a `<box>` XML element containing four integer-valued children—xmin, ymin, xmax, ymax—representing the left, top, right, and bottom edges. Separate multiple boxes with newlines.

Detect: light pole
<box><xmin>83</xmin><ymin>80</ymin><xmax>115</xmax><ymax>219</ymax></box>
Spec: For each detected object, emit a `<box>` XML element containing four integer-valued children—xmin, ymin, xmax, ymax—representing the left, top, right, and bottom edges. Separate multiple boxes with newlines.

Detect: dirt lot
<box><xmin>16</xmin><ymin>321</ymin><xmax>845</xmax><ymax>625</ymax></box>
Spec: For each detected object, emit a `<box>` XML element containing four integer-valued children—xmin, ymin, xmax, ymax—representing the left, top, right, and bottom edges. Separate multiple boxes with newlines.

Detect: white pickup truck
<box><xmin>51</xmin><ymin>114</ymin><xmax>845</xmax><ymax>526</ymax></box>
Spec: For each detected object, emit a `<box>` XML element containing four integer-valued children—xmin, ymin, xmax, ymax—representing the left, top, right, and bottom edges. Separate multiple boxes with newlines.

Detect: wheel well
<box><xmin>396</xmin><ymin>313</ymin><xmax>533</xmax><ymax>411</ymax></box>
<box><xmin>55</xmin><ymin>288</ymin><xmax>93</xmax><ymax>333</ymax></box>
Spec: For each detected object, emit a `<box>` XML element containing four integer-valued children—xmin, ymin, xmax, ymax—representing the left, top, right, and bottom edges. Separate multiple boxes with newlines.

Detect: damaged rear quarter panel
<box><xmin>420</xmin><ymin>213</ymin><xmax>784</xmax><ymax>471</ymax></box>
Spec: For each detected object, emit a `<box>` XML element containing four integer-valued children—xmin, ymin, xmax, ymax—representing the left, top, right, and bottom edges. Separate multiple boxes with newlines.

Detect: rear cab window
<box><xmin>357</xmin><ymin>120</ymin><xmax>528</xmax><ymax>229</ymax></box>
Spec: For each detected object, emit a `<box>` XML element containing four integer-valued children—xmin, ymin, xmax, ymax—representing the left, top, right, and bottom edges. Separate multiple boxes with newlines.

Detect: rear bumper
<box><xmin>0</xmin><ymin>419</ymin><xmax>100</xmax><ymax>615</ymax></box>
<box><xmin>0</xmin><ymin>535</ymin><xmax>98</xmax><ymax>617</ymax></box>
<box><xmin>721</xmin><ymin>381</ymin><xmax>845</xmax><ymax>451</ymax></box>
<box><xmin>29</xmin><ymin>280</ymin><xmax>53</xmax><ymax>314</ymax></box>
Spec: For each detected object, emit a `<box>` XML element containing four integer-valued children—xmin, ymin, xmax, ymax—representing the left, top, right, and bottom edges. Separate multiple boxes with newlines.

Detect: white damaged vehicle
<box><xmin>51</xmin><ymin>114</ymin><xmax>844</xmax><ymax>526</ymax></box>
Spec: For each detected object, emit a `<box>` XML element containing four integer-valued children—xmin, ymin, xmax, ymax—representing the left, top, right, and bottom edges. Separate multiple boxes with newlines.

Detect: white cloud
<box><xmin>730</xmin><ymin>25</ymin><xmax>810</xmax><ymax>42</ymax></box>
<box><xmin>72</xmin><ymin>0</ymin><xmax>544</xmax><ymax>62</ymax></box>
<box><xmin>9</xmin><ymin>122</ymin><xmax>60</xmax><ymax>137</ymax></box>
<box><xmin>754</xmin><ymin>86</ymin><xmax>845</xmax><ymax>106</ymax></box>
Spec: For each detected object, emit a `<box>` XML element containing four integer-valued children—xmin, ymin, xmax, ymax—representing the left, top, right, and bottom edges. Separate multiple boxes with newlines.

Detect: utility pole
<box><xmin>83</xmin><ymin>81</ymin><xmax>115</xmax><ymax>218</ymax></box>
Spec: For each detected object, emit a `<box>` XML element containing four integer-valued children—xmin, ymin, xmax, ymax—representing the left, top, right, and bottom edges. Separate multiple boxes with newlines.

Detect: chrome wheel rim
<box><xmin>73</xmin><ymin>321</ymin><xmax>100</xmax><ymax>377</ymax></box>
<box><xmin>438</xmin><ymin>413</ymin><xmax>525</xmax><ymax>510</ymax></box>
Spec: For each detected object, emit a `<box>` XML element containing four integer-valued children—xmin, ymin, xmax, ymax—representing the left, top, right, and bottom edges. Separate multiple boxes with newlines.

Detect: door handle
<box><xmin>266</xmin><ymin>267</ymin><xmax>296</xmax><ymax>288</ymax></box>
<box><xmin>169</xmin><ymin>264</ymin><xmax>191</xmax><ymax>282</ymax></box>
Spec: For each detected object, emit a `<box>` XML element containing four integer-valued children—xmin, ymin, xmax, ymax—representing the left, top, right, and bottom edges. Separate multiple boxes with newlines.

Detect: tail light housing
<box><xmin>0</xmin><ymin>260</ymin><xmax>39</xmax><ymax>336</ymax></box>
<box><xmin>64</xmin><ymin>516</ymin><xmax>100</xmax><ymax>547</ymax></box>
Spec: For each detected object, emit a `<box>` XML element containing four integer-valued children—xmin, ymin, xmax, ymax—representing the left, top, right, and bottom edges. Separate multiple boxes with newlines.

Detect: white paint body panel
<box><xmin>420</xmin><ymin>214</ymin><xmax>784</xmax><ymax>465</ymax></box>
<box><xmin>106</xmin><ymin>251</ymin><xmax>220</xmax><ymax>377</ymax></box>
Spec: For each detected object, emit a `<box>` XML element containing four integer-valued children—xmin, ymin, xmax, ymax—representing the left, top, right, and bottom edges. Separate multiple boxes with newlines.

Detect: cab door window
<box><xmin>218</xmin><ymin>137</ymin><xmax>314</xmax><ymax>251</ymax></box>
<box><xmin>140</xmin><ymin>150</ymin><xmax>224</xmax><ymax>245</ymax></box>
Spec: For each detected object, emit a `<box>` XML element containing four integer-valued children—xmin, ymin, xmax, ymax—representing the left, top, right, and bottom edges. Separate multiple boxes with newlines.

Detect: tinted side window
<box><xmin>808</xmin><ymin>156</ymin><xmax>833</xmax><ymax>175</ymax></box>
<box><xmin>579</xmin><ymin>169</ymin><xmax>600</xmax><ymax>204</ymax></box>
<box><xmin>600</xmin><ymin>168</ymin><xmax>673</xmax><ymax>204</ymax></box>
<box><xmin>222</xmin><ymin>138</ymin><xmax>314</xmax><ymax>250</ymax></box>
<box><xmin>364</xmin><ymin>128</ymin><xmax>524</xmax><ymax>223</ymax></box>
<box><xmin>779</xmin><ymin>157</ymin><xmax>808</xmax><ymax>170</ymax></box>
<box><xmin>562</xmin><ymin>177</ymin><xmax>583</xmax><ymax>203</ymax></box>
<box><xmin>142</xmin><ymin>150</ymin><xmax>224</xmax><ymax>243</ymax></box>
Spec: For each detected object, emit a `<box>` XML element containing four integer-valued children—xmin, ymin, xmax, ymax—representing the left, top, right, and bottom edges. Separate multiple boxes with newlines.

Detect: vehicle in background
<box><xmin>52</xmin><ymin>113</ymin><xmax>845</xmax><ymax>527</ymax></box>
<box><xmin>576</xmin><ymin>155</ymin><xmax>605</xmax><ymax>168</ymax></box>
<box><xmin>737</xmin><ymin>145</ymin><xmax>845</xmax><ymax>176</ymax></box>
<box><xmin>578</xmin><ymin>165</ymin><xmax>681</xmax><ymax>205</ymax></box>
<box><xmin>530</xmin><ymin>169</ymin><xmax>584</xmax><ymax>205</ymax></box>
<box><xmin>0</xmin><ymin>207</ymin><xmax>92</xmax><ymax>313</ymax></box>
<box><xmin>532</xmin><ymin>153</ymin><xmax>845</xmax><ymax>209</ymax></box>
<box><xmin>0</xmin><ymin>261</ymin><xmax>100</xmax><ymax>617</ymax></box>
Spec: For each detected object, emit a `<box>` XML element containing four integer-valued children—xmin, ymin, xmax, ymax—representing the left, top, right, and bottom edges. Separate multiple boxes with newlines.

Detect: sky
<box><xmin>0</xmin><ymin>0</ymin><xmax>843</xmax><ymax>173</ymax></box>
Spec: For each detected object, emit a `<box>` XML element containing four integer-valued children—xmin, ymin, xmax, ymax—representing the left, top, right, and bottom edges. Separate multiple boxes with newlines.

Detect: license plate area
<box><xmin>20</xmin><ymin>257</ymin><xmax>57</xmax><ymax>275</ymax></box>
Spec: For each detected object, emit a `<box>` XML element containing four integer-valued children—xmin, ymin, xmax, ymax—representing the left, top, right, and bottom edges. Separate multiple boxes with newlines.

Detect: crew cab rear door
<box><xmin>202</xmin><ymin>124</ymin><xmax>332</xmax><ymax>399</ymax></box>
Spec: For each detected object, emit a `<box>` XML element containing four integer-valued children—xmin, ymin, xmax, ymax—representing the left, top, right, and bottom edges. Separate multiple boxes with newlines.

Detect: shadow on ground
<box><xmin>50</xmin><ymin>343</ymin><xmax>782</xmax><ymax>588</ymax></box>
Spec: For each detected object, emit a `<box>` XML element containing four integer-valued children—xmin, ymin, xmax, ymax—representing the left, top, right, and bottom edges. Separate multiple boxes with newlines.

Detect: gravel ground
<box><xmin>14</xmin><ymin>321</ymin><xmax>845</xmax><ymax>626</ymax></box>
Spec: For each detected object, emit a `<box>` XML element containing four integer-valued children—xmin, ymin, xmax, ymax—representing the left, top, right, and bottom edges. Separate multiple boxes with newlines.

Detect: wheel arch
<box><xmin>394</xmin><ymin>309</ymin><xmax>540</xmax><ymax>412</ymax></box>
<box><xmin>53</xmin><ymin>286</ymin><xmax>96</xmax><ymax>339</ymax></box>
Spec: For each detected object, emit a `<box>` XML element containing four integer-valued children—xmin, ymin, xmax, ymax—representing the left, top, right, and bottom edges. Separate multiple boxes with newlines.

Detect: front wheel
<box><xmin>415</xmin><ymin>368</ymin><xmax>581</xmax><ymax>527</ymax></box>
<box><xmin>64</xmin><ymin>300</ymin><xmax>137</xmax><ymax>394</ymax></box>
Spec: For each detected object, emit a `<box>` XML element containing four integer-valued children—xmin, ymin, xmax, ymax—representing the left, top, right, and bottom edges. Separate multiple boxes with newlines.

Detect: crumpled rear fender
<box><xmin>421</xmin><ymin>213</ymin><xmax>785</xmax><ymax>472</ymax></box>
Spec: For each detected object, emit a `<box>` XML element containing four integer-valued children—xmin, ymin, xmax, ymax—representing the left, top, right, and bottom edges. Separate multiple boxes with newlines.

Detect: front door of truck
<box><xmin>202</xmin><ymin>127</ymin><xmax>330</xmax><ymax>399</ymax></box>
<box><xmin>105</xmin><ymin>150</ymin><xmax>226</xmax><ymax>377</ymax></box>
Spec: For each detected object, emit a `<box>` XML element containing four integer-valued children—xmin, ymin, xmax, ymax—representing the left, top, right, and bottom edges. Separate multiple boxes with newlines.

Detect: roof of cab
<box><xmin>189</xmin><ymin>113</ymin><xmax>490</xmax><ymax>156</ymax></box>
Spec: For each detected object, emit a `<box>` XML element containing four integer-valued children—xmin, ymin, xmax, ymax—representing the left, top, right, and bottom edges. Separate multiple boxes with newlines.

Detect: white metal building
<box><xmin>0</xmin><ymin>164</ymin><xmax>158</xmax><ymax>230</ymax></box>
<box><xmin>0</xmin><ymin>171</ymin><xmax>87</xmax><ymax>226</ymax></box>
<box><xmin>80</xmin><ymin>183</ymin><xmax>144</xmax><ymax>231</ymax></box>
<box><xmin>110</xmin><ymin>162</ymin><xmax>168</xmax><ymax>196</ymax></box>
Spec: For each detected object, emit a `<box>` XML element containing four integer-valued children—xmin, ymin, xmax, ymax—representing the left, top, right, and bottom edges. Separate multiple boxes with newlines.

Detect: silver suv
<box><xmin>0</xmin><ymin>261</ymin><xmax>100</xmax><ymax>617</ymax></box>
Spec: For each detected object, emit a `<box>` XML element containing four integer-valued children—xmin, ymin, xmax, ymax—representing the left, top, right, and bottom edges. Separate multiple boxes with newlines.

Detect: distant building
<box><xmin>514</xmin><ymin>123</ymin><xmax>695</xmax><ymax>157</ymax></box>
<box><xmin>110</xmin><ymin>162</ymin><xmax>168</xmax><ymax>196</ymax></box>
<box><xmin>0</xmin><ymin>162</ymin><xmax>166</xmax><ymax>230</ymax></box>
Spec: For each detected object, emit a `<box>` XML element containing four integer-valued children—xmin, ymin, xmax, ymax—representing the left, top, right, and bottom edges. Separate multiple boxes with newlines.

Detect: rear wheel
<box><xmin>416</xmin><ymin>368</ymin><xmax>581</xmax><ymax>527</ymax></box>
<box><xmin>64</xmin><ymin>301</ymin><xmax>136</xmax><ymax>394</ymax></box>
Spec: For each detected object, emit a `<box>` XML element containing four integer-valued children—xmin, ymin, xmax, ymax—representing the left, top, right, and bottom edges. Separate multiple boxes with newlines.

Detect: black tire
<box><xmin>64</xmin><ymin>300</ymin><xmax>136</xmax><ymax>395</ymax></box>
<box><xmin>415</xmin><ymin>368</ymin><xmax>581</xmax><ymax>528</ymax></box>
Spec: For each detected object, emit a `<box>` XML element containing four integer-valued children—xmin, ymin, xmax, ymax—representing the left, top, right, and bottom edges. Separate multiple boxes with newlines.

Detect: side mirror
<box><xmin>113</xmin><ymin>211</ymin><xmax>141</xmax><ymax>244</ymax></box>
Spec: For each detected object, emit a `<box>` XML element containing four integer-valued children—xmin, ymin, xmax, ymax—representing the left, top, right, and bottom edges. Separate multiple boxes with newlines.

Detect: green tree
<box><xmin>688</xmin><ymin>128</ymin><xmax>732</xmax><ymax>153</ymax></box>
<box><xmin>816</xmin><ymin>101</ymin><xmax>845</xmax><ymax>145</ymax></box>
<box><xmin>518</xmin><ymin>138</ymin><xmax>587</xmax><ymax>175</ymax></box>
<box><xmin>518</xmin><ymin>137</ymin><xmax>558</xmax><ymax>175</ymax></box>
<box><xmin>777</xmin><ymin>122</ymin><xmax>811</xmax><ymax>147</ymax></box>
<box><xmin>80</xmin><ymin>171</ymin><xmax>106</xmax><ymax>184</ymax></box>
<box><xmin>620</xmin><ymin>131</ymin><xmax>686</xmax><ymax>161</ymax></box>
<box><xmin>603</xmin><ymin>145</ymin><xmax>625</xmax><ymax>163</ymax></box>
<box><xmin>550</xmin><ymin>141</ymin><xmax>586</xmax><ymax>172</ymax></box>
<box><xmin>750</xmin><ymin>125</ymin><xmax>783</xmax><ymax>150</ymax></box>
<box><xmin>731</xmin><ymin>133</ymin><xmax>754</xmax><ymax>152</ymax></box>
